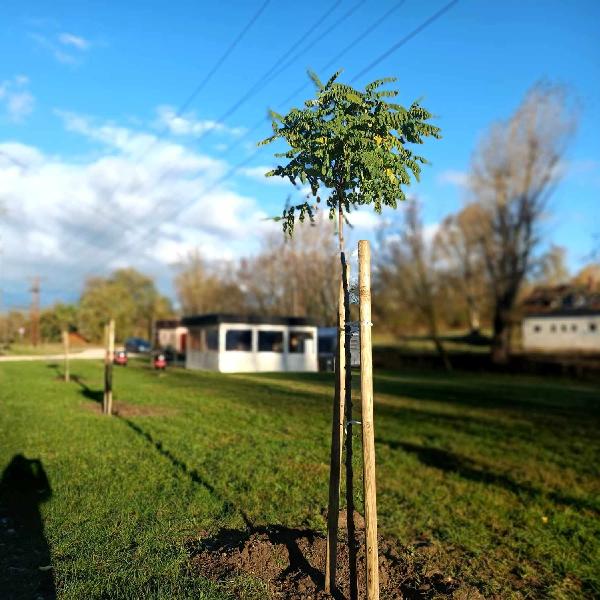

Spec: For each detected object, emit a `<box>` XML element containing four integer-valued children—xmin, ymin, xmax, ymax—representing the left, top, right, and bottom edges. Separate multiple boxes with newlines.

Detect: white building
<box><xmin>181</xmin><ymin>314</ymin><xmax>318</xmax><ymax>373</ymax></box>
<box><xmin>317</xmin><ymin>326</ymin><xmax>359</xmax><ymax>370</ymax></box>
<box><xmin>522</xmin><ymin>310</ymin><xmax>600</xmax><ymax>352</ymax></box>
<box><xmin>154</xmin><ymin>319</ymin><xmax>188</xmax><ymax>354</ymax></box>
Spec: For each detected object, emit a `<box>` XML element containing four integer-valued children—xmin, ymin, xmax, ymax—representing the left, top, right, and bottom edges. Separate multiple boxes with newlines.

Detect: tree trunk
<box><xmin>491</xmin><ymin>304</ymin><xmax>511</xmax><ymax>364</ymax></box>
<box><xmin>428</xmin><ymin>311</ymin><xmax>452</xmax><ymax>372</ymax></box>
<box><xmin>466</xmin><ymin>293</ymin><xmax>480</xmax><ymax>334</ymax></box>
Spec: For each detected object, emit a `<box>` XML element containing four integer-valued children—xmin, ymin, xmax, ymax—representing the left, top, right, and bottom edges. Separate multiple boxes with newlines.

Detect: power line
<box><xmin>0</xmin><ymin>150</ymin><xmax>28</xmax><ymax>170</ymax></box>
<box><xmin>53</xmin><ymin>0</ymin><xmax>459</xmax><ymax>296</ymax></box>
<box><xmin>351</xmin><ymin>0</ymin><xmax>460</xmax><ymax>82</ymax></box>
<box><xmin>228</xmin><ymin>0</ymin><xmax>458</xmax><ymax>152</ymax></box>
<box><xmin>246</xmin><ymin>0</ymin><xmax>365</xmax><ymax>100</ymax></box>
<box><xmin>222</xmin><ymin>0</ymin><xmax>407</xmax><ymax>155</ymax></box>
<box><xmin>54</xmin><ymin>1</ymin><xmax>352</xmax><ymax>281</ymax></box>
<box><xmin>174</xmin><ymin>0</ymin><xmax>271</xmax><ymax>121</ymax></box>
<box><xmin>53</xmin><ymin>1</ymin><xmax>272</xmax><ymax>258</ymax></box>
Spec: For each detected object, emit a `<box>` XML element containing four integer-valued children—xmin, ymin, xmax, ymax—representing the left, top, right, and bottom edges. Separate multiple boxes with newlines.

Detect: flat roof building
<box><xmin>522</xmin><ymin>309</ymin><xmax>600</xmax><ymax>352</ymax></box>
<box><xmin>181</xmin><ymin>314</ymin><xmax>318</xmax><ymax>373</ymax></box>
<box><xmin>521</xmin><ymin>284</ymin><xmax>600</xmax><ymax>353</ymax></box>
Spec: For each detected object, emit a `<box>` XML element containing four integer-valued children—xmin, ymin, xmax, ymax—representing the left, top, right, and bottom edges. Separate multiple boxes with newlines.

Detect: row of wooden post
<box><xmin>58</xmin><ymin>247</ymin><xmax>377</xmax><ymax>596</ymax></box>
<box><xmin>326</xmin><ymin>240</ymin><xmax>379</xmax><ymax>599</ymax></box>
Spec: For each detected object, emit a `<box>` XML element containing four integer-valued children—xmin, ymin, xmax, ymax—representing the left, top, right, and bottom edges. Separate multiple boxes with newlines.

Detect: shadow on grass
<box><xmin>377</xmin><ymin>437</ymin><xmax>599</xmax><ymax>514</ymax></box>
<box><xmin>440</xmin><ymin>331</ymin><xmax>492</xmax><ymax>346</ymax></box>
<box><xmin>71</xmin><ymin>375</ymin><xmax>103</xmax><ymax>403</ymax></box>
<box><xmin>117</xmin><ymin>416</ymin><xmax>253</xmax><ymax>527</ymax></box>
<box><xmin>373</xmin><ymin>375</ymin><xmax>600</xmax><ymax>421</ymax></box>
<box><xmin>0</xmin><ymin>455</ymin><xmax>56</xmax><ymax>600</ymax></box>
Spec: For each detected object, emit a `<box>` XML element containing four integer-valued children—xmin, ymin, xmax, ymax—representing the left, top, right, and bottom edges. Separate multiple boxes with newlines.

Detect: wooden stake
<box><xmin>359</xmin><ymin>240</ymin><xmax>379</xmax><ymax>600</ymax></box>
<box><xmin>103</xmin><ymin>319</ymin><xmax>115</xmax><ymax>415</ymax></box>
<box><xmin>343</xmin><ymin>253</ymin><xmax>358</xmax><ymax>600</ymax></box>
<box><xmin>62</xmin><ymin>329</ymin><xmax>70</xmax><ymax>382</ymax></box>
<box><xmin>325</xmin><ymin>262</ymin><xmax>347</xmax><ymax>594</ymax></box>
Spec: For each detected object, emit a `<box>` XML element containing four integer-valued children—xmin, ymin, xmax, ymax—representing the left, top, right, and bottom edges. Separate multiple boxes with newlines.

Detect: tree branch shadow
<box><xmin>377</xmin><ymin>437</ymin><xmax>599</xmax><ymax>513</ymax></box>
<box><xmin>117</xmin><ymin>416</ymin><xmax>252</xmax><ymax>527</ymax></box>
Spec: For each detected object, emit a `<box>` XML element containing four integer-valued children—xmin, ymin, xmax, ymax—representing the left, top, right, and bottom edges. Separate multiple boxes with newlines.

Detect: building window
<box><xmin>550</xmin><ymin>324</ymin><xmax>556</xmax><ymax>333</ymax></box>
<box><xmin>206</xmin><ymin>328</ymin><xmax>219</xmax><ymax>351</ymax></box>
<box><xmin>258</xmin><ymin>330</ymin><xmax>283</xmax><ymax>352</ymax></box>
<box><xmin>571</xmin><ymin>324</ymin><xmax>577</xmax><ymax>332</ymax></box>
<box><xmin>533</xmin><ymin>325</ymin><xmax>541</xmax><ymax>333</ymax></box>
<box><xmin>590</xmin><ymin>323</ymin><xmax>598</xmax><ymax>332</ymax></box>
<box><xmin>289</xmin><ymin>331</ymin><xmax>313</xmax><ymax>353</ymax></box>
<box><xmin>225</xmin><ymin>329</ymin><xmax>252</xmax><ymax>351</ymax></box>
<box><xmin>561</xmin><ymin>324</ymin><xmax>567</xmax><ymax>332</ymax></box>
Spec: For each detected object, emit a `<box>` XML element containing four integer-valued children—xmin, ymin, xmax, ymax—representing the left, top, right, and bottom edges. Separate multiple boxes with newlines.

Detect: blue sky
<box><xmin>1</xmin><ymin>0</ymin><xmax>599</xmax><ymax>308</ymax></box>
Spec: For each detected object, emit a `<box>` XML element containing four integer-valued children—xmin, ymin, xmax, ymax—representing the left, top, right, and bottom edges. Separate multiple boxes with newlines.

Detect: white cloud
<box><xmin>437</xmin><ymin>169</ymin><xmax>469</xmax><ymax>188</ymax></box>
<box><xmin>347</xmin><ymin>210</ymin><xmax>380</xmax><ymax>230</ymax></box>
<box><xmin>240</xmin><ymin>165</ymin><xmax>291</xmax><ymax>185</ymax></box>
<box><xmin>423</xmin><ymin>222</ymin><xmax>441</xmax><ymax>244</ymax></box>
<box><xmin>58</xmin><ymin>32</ymin><xmax>90</xmax><ymax>50</ymax></box>
<box><xmin>0</xmin><ymin>112</ymin><xmax>270</xmax><ymax>299</ymax></box>
<box><xmin>156</xmin><ymin>106</ymin><xmax>244</xmax><ymax>138</ymax></box>
<box><xmin>30</xmin><ymin>31</ymin><xmax>91</xmax><ymax>65</ymax></box>
<box><xmin>0</xmin><ymin>76</ymin><xmax>35</xmax><ymax>122</ymax></box>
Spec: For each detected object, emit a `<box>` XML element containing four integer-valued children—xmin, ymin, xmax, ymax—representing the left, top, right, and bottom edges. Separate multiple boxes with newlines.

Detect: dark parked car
<box><xmin>124</xmin><ymin>337</ymin><xmax>151</xmax><ymax>354</ymax></box>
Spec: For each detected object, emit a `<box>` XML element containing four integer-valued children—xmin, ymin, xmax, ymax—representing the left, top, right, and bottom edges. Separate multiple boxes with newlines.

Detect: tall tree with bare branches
<box><xmin>377</xmin><ymin>200</ymin><xmax>452</xmax><ymax>370</ymax></box>
<box><xmin>469</xmin><ymin>83</ymin><xmax>577</xmax><ymax>363</ymax></box>
<box><xmin>434</xmin><ymin>203</ymin><xmax>487</xmax><ymax>333</ymax></box>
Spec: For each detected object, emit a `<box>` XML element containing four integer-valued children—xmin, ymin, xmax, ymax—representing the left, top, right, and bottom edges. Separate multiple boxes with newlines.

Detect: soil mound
<box><xmin>190</xmin><ymin>523</ymin><xmax>481</xmax><ymax>599</ymax></box>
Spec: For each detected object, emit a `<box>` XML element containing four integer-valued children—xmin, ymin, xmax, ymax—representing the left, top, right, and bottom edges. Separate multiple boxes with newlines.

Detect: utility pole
<box><xmin>29</xmin><ymin>276</ymin><xmax>41</xmax><ymax>347</ymax></box>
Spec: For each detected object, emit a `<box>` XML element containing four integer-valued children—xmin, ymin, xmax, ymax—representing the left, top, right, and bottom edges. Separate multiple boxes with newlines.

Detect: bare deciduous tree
<box><xmin>535</xmin><ymin>244</ymin><xmax>570</xmax><ymax>285</ymax></box>
<box><xmin>241</xmin><ymin>216</ymin><xmax>339</xmax><ymax>324</ymax></box>
<box><xmin>174</xmin><ymin>250</ymin><xmax>245</xmax><ymax>315</ymax></box>
<box><xmin>434</xmin><ymin>203</ymin><xmax>487</xmax><ymax>333</ymax></box>
<box><xmin>377</xmin><ymin>200</ymin><xmax>451</xmax><ymax>370</ymax></box>
<box><xmin>469</xmin><ymin>82</ymin><xmax>577</xmax><ymax>363</ymax></box>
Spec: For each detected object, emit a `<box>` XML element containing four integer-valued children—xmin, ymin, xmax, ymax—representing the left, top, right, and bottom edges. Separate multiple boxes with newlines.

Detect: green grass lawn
<box><xmin>1</xmin><ymin>343</ymin><xmax>90</xmax><ymax>356</ymax></box>
<box><xmin>0</xmin><ymin>360</ymin><xmax>598</xmax><ymax>599</ymax></box>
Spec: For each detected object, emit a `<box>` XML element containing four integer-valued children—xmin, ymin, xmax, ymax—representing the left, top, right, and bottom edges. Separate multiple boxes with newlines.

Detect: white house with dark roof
<box><xmin>181</xmin><ymin>314</ymin><xmax>318</xmax><ymax>373</ymax></box>
<box><xmin>521</xmin><ymin>284</ymin><xmax>600</xmax><ymax>352</ymax></box>
<box><xmin>522</xmin><ymin>308</ymin><xmax>600</xmax><ymax>352</ymax></box>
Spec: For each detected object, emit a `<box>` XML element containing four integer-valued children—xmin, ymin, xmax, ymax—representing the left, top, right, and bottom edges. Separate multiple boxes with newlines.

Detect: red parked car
<box><xmin>113</xmin><ymin>350</ymin><xmax>128</xmax><ymax>366</ymax></box>
<box><xmin>153</xmin><ymin>353</ymin><xmax>167</xmax><ymax>370</ymax></box>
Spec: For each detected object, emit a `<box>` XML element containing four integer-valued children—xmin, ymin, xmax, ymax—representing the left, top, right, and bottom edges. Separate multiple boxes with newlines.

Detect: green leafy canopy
<box><xmin>259</xmin><ymin>70</ymin><xmax>441</xmax><ymax>236</ymax></box>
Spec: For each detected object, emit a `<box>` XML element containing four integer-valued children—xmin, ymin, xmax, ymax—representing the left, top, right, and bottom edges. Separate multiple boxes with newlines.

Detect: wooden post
<box><xmin>343</xmin><ymin>253</ymin><xmax>358</xmax><ymax>600</ymax></box>
<box><xmin>62</xmin><ymin>329</ymin><xmax>70</xmax><ymax>382</ymax></box>
<box><xmin>103</xmin><ymin>319</ymin><xmax>115</xmax><ymax>415</ymax></box>
<box><xmin>359</xmin><ymin>240</ymin><xmax>379</xmax><ymax>600</ymax></box>
<box><xmin>325</xmin><ymin>262</ymin><xmax>347</xmax><ymax>594</ymax></box>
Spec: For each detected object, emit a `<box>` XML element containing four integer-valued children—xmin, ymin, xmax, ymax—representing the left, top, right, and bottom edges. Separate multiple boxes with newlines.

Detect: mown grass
<box><xmin>0</xmin><ymin>359</ymin><xmax>598</xmax><ymax>599</ymax></box>
<box><xmin>1</xmin><ymin>343</ymin><xmax>91</xmax><ymax>356</ymax></box>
